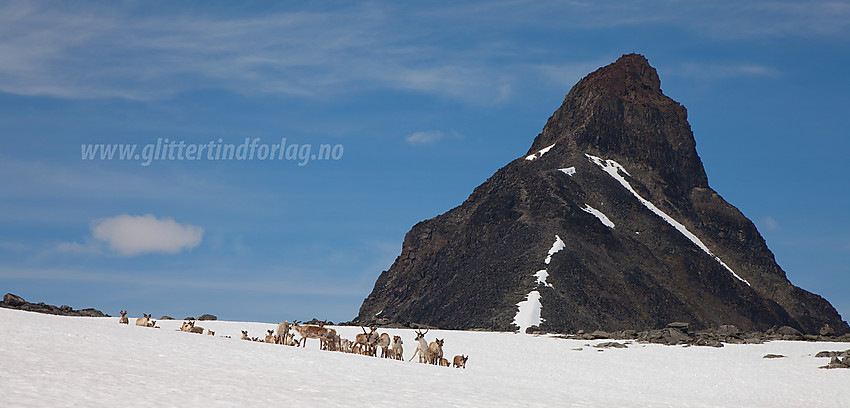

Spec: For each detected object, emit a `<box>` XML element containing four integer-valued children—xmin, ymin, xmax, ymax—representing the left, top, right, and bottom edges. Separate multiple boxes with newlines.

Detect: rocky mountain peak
<box><xmin>530</xmin><ymin>53</ymin><xmax>707</xmax><ymax>200</ymax></box>
<box><xmin>354</xmin><ymin>54</ymin><xmax>848</xmax><ymax>336</ymax></box>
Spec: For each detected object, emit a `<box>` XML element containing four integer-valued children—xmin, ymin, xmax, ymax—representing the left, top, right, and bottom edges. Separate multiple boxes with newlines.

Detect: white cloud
<box><xmin>60</xmin><ymin>214</ymin><xmax>203</xmax><ymax>256</ymax></box>
<box><xmin>405</xmin><ymin>130</ymin><xmax>445</xmax><ymax>145</ymax></box>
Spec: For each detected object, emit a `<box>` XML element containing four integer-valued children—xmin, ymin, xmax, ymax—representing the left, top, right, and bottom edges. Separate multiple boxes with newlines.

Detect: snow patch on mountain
<box><xmin>513</xmin><ymin>290</ymin><xmax>542</xmax><ymax>333</ymax></box>
<box><xmin>582</xmin><ymin>204</ymin><xmax>615</xmax><ymax>228</ymax></box>
<box><xmin>544</xmin><ymin>234</ymin><xmax>565</xmax><ymax>265</ymax></box>
<box><xmin>586</xmin><ymin>154</ymin><xmax>750</xmax><ymax>286</ymax></box>
<box><xmin>535</xmin><ymin>269</ymin><xmax>554</xmax><ymax>288</ymax></box>
<box><xmin>525</xmin><ymin>143</ymin><xmax>556</xmax><ymax>161</ymax></box>
<box><xmin>559</xmin><ymin>167</ymin><xmax>576</xmax><ymax>176</ymax></box>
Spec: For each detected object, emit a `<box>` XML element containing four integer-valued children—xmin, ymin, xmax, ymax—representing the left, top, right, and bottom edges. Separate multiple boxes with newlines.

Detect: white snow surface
<box><xmin>544</xmin><ymin>234</ymin><xmax>565</xmax><ymax>265</ymax></box>
<box><xmin>2</xmin><ymin>308</ymin><xmax>848</xmax><ymax>407</ymax></box>
<box><xmin>559</xmin><ymin>166</ymin><xmax>576</xmax><ymax>176</ymax></box>
<box><xmin>524</xmin><ymin>143</ymin><xmax>556</xmax><ymax>161</ymax></box>
<box><xmin>534</xmin><ymin>269</ymin><xmax>554</xmax><ymax>288</ymax></box>
<box><xmin>586</xmin><ymin>154</ymin><xmax>750</xmax><ymax>286</ymax></box>
<box><xmin>581</xmin><ymin>204</ymin><xmax>615</xmax><ymax>228</ymax></box>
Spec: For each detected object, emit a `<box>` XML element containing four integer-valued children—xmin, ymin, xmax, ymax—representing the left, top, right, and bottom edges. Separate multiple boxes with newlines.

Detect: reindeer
<box><xmin>353</xmin><ymin>326</ymin><xmax>378</xmax><ymax>356</ymax></box>
<box><xmin>377</xmin><ymin>332</ymin><xmax>391</xmax><ymax>358</ymax></box>
<box><xmin>292</xmin><ymin>322</ymin><xmax>334</xmax><ymax>348</ymax></box>
<box><xmin>340</xmin><ymin>338</ymin><xmax>353</xmax><ymax>353</ymax></box>
<box><xmin>452</xmin><ymin>355</ymin><xmax>468</xmax><ymax>368</ymax></box>
<box><xmin>207</xmin><ymin>329</ymin><xmax>215</xmax><ymax>336</ymax></box>
<box><xmin>265</xmin><ymin>330</ymin><xmax>276</xmax><ymax>343</ymax></box>
<box><xmin>119</xmin><ymin>311</ymin><xmax>129</xmax><ymax>324</ymax></box>
<box><xmin>428</xmin><ymin>338</ymin><xmax>444</xmax><ymax>365</ymax></box>
<box><xmin>391</xmin><ymin>336</ymin><xmax>403</xmax><ymax>360</ymax></box>
<box><xmin>241</xmin><ymin>330</ymin><xmax>250</xmax><ymax>341</ymax></box>
<box><xmin>275</xmin><ymin>321</ymin><xmax>291</xmax><ymax>344</ymax></box>
<box><xmin>408</xmin><ymin>328</ymin><xmax>431</xmax><ymax>364</ymax></box>
<box><xmin>180</xmin><ymin>321</ymin><xmax>204</xmax><ymax>334</ymax></box>
<box><xmin>147</xmin><ymin>320</ymin><xmax>158</xmax><ymax>328</ymax></box>
<box><xmin>320</xmin><ymin>329</ymin><xmax>339</xmax><ymax>351</ymax></box>
<box><xmin>135</xmin><ymin>314</ymin><xmax>151</xmax><ymax>327</ymax></box>
<box><xmin>439</xmin><ymin>357</ymin><xmax>450</xmax><ymax>367</ymax></box>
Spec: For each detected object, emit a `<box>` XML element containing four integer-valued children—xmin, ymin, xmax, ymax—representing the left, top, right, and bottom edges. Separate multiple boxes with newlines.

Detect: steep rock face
<box><xmin>354</xmin><ymin>54</ymin><xmax>848</xmax><ymax>335</ymax></box>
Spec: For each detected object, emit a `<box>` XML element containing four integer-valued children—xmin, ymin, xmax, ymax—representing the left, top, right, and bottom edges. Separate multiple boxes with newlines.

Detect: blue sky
<box><xmin>1</xmin><ymin>0</ymin><xmax>848</xmax><ymax>324</ymax></box>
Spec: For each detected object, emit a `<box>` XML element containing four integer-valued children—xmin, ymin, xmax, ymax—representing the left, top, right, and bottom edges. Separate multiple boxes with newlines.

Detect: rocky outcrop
<box><xmin>0</xmin><ymin>293</ymin><xmax>108</xmax><ymax>317</ymax></box>
<box><xmin>354</xmin><ymin>54</ymin><xmax>849</xmax><ymax>336</ymax></box>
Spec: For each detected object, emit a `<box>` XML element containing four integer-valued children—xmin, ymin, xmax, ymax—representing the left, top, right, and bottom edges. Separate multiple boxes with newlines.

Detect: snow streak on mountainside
<box><xmin>586</xmin><ymin>154</ymin><xmax>748</xmax><ymax>285</ymax></box>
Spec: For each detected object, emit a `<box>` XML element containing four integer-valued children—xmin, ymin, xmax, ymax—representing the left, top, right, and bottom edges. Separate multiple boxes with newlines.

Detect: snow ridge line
<box><xmin>514</xmin><ymin>235</ymin><xmax>563</xmax><ymax>333</ymax></box>
<box><xmin>585</xmin><ymin>154</ymin><xmax>750</xmax><ymax>286</ymax></box>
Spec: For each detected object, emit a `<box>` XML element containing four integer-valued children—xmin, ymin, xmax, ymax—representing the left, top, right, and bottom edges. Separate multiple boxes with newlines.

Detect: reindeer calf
<box><xmin>391</xmin><ymin>335</ymin><xmax>403</xmax><ymax>360</ymax></box>
<box><xmin>452</xmin><ymin>355</ymin><xmax>468</xmax><ymax>368</ymax></box>
<box><xmin>241</xmin><ymin>330</ymin><xmax>251</xmax><ymax>341</ymax></box>
<box><xmin>180</xmin><ymin>321</ymin><xmax>204</xmax><ymax>334</ymax></box>
<box><xmin>119</xmin><ymin>310</ymin><xmax>129</xmax><ymax>325</ymax></box>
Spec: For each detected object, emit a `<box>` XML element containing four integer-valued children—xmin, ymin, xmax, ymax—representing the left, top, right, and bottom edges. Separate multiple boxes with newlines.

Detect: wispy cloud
<box><xmin>761</xmin><ymin>216</ymin><xmax>780</xmax><ymax>230</ymax></box>
<box><xmin>405</xmin><ymin>129</ymin><xmax>465</xmax><ymax>146</ymax></box>
<box><xmin>663</xmin><ymin>62</ymin><xmax>782</xmax><ymax>80</ymax></box>
<box><xmin>2</xmin><ymin>1</ymin><xmax>837</xmax><ymax>104</ymax></box>
<box><xmin>406</xmin><ymin>130</ymin><xmax>445</xmax><ymax>145</ymax></box>
<box><xmin>60</xmin><ymin>214</ymin><xmax>203</xmax><ymax>256</ymax></box>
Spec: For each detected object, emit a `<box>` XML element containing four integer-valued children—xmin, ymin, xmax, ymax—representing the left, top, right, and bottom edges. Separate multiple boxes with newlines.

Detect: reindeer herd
<box><xmin>120</xmin><ymin>313</ymin><xmax>469</xmax><ymax>369</ymax></box>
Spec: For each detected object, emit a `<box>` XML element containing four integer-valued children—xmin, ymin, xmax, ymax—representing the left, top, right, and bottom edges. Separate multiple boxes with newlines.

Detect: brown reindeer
<box><xmin>180</xmin><ymin>321</ymin><xmax>204</xmax><ymax>334</ymax></box>
<box><xmin>439</xmin><ymin>357</ymin><xmax>450</xmax><ymax>367</ymax></box>
<box><xmin>391</xmin><ymin>335</ymin><xmax>403</xmax><ymax>360</ymax></box>
<box><xmin>118</xmin><ymin>311</ymin><xmax>129</xmax><ymax>325</ymax></box>
<box><xmin>292</xmin><ymin>322</ymin><xmax>334</xmax><ymax>348</ymax></box>
<box><xmin>265</xmin><ymin>330</ymin><xmax>276</xmax><ymax>343</ymax></box>
<box><xmin>241</xmin><ymin>330</ymin><xmax>250</xmax><ymax>341</ymax></box>
<box><xmin>353</xmin><ymin>326</ymin><xmax>378</xmax><ymax>356</ymax></box>
<box><xmin>452</xmin><ymin>355</ymin><xmax>468</xmax><ymax>368</ymax></box>
<box><xmin>428</xmin><ymin>338</ymin><xmax>444</xmax><ymax>365</ymax></box>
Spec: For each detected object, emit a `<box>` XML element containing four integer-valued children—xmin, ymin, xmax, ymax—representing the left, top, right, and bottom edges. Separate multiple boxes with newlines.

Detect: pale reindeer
<box><xmin>180</xmin><ymin>321</ymin><xmax>204</xmax><ymax>334</ymax></box>
<box><xmin>428</xmin><ymin>338</ymin><xmax>444</xmax><ymax>365</ymax></box>
<box><xmin>391</xmin><ymin>336</ymin><xmax>403</xmax><ymax>360</ymax></box>
<box><xmin>275</xmin><ymin>321</ymin><xmax>291</xmax><ymax>344</ymax></box>
<box><xmin>119</xmin><ymin>310</ymin><xmax>129</xmax><ymax>325</ymax></box>
<box><xmin>377</xmin><ymin>332</ymin><xmax>391</xmax><ymax>358</ymax></box>
<box><xmin>452</xmin><ymin>355</ymin><xmax>468</xmax><ymax>368</ymax></box>
<box><xmin>135</xmin><ymin>314</ymin><xmax>151</xmax><ymax>327</ymax></box>
<box><xmin>409</xmin><ymin>328</ymin><xmax>431</xmax><ymax>363</ymax></box>
<box><xmin>340</xmin><ymin>338</ymin><xmax>353</xmax><ymax>353</ymax></box>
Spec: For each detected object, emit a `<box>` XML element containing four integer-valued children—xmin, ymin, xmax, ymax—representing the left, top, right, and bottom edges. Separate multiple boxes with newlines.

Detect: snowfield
<box><xmin>1</xmin><ymin>308</ymin><xmax>848</xmax><ymax>407</ymax></box>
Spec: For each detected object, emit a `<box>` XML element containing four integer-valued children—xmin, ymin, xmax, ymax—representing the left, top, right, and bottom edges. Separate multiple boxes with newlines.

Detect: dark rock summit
<box><xmin>354</xmin><ymin>54</ymin><xmax>848</xmax><ymax>335</ymax></box>
<box><xmin>1</xmin><ymin>293</ymin><xmax>108</xmax><ymax>317</ymax></box>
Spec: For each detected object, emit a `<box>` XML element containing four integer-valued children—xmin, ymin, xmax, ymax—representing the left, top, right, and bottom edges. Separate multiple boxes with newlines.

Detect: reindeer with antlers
<box><xmin>408</xmin><ymin>328</ymin><xmax>432</xmax><ymax>364</ymax></box>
